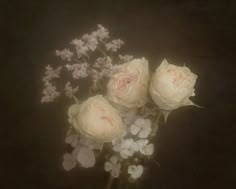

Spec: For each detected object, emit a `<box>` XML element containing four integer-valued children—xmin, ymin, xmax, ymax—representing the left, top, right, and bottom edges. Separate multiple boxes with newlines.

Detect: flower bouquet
<box><xmin>41</xmin><ymin>25</ymin><xmax>199</xmax><ymax>188</ymax></box>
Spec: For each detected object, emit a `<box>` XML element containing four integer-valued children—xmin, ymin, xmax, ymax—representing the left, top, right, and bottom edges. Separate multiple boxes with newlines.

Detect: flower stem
<box><xmin>151</xmin><ymin>112</ymin><xmax>162</xmax><ymax>137</ymax></box>
<box><xmin>106</xmin><ymin>175</ymin><xmax>114</xmax><ymax>189</ymax></box>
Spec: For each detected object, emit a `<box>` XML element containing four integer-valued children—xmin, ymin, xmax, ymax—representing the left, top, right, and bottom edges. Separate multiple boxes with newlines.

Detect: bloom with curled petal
<box><xmin>150</xmin><ymin>59</ymin><xmax>198</xmax><ymax>111</ymax></box>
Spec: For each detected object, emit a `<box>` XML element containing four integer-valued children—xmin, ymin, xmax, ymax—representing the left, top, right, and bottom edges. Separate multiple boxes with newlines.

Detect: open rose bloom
<box><xmin>107</xmin><ymin>58</ymin><xmax>149</xmax><ymax>108</ymax></box>
<box><xmin>150</xmin><ymin>59</ymin><xmax>198</xmax><ymax>111</ymax></box>
<box><xmin>41</xmin><ymin>25</ymin><xmax>200</xmax><ymax>187</ymax></box>
<box><xmin>68</xmin><ymin>95</ymin><xmax>124</xmax><ymax>142</ymax></box>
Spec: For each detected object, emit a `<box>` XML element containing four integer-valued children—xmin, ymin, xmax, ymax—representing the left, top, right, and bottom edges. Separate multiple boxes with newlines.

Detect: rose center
<box><xmin>117</xmin><ymin>74</ymin><xmax>137</xmax><ymax>90</ymax></box>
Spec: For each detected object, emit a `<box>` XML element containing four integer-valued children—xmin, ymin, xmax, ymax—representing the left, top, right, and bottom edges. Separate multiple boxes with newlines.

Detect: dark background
<box><xmin>1</xmin><ymin>0</ymin><xmax>236</xmax><ymax>188</ymax></box>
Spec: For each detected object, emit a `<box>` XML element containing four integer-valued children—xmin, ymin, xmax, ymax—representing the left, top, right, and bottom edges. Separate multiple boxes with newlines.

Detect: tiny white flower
<box><xmin>135</xmin><ymin>139</ymin><xmax>154</xmax><ymax>156</ymax></box>
<box><xmin>93</xmin><ymin>24</ymin><xmax>109</xmax><ymax>41</ymax></box>
<box><xmin>56</xmin><ymin>48</ymin><xmax>73</xmax><ymax>61</ymax></box>
<box><xmin>105</xmin><ymin>39</ymin><xmax>124</xmax><ymax>52</ymax></box>
<box><xmin>42</xmin><ymin>65</ymin><xmax>62</xmax><ymax>82</ymax></box>
<box><xmin>64</xmin><ymin>82</ymin><xmax>78</xmax><ymax>98</ymax></box>
<box><xmin>65</xmin><ymin>63</ymin><xmax>88</xmax><ymax>79</ymax></box>
<box><xmin>112</xmin><ymin>139</ymin><xmax>137</xmax><ymax>159</ymax></box>
<box><xmin>128</xmin><ymin>165</ymin><xmax>144</xmax><ymax>180</ymax></box>
<box><xmin>93</xmin><ymin>56</ymin><xmax>112</xmax><ymax>69</ymax></box>
<box><xmin>140</xmin><ymin>143</ymin><xmax>154</xmax><ymax>156</ymax></box>
<box><xmin>104</xmin><ymin>156</ymin><xmax>121</xmax><ymax>178</ymax></box>
<box><xmin>41</xmin><ymin>81</ymin><xmax>60</xmax><ymax>103</ymax></box>
<box><xmin>76</xmin><ymin>146</ymin><xmax>96</xmax><ymax>168</ymax></box>
<box><xmin>82</xmin><ymin>34</ymin><xmax>98</xmax><ymax>51</ymax></box>
<box><xmin>62</xmin><ymin>153</ymin><xmax>76</xmax><ymax>171</ymax></box>
<box><xmin>119</xmin><ymin>55</ymin><xmax>134</xmax><ymax>63</ymax></box>
<box><xmin>130</xmin><ymin>118</ymin><xmax>152</xmax><ymax>138</ymax></box>
<box><xmin>71</xmin><ymin>39</ymin><xmax>89</xmax><ymax>58</ymax></box>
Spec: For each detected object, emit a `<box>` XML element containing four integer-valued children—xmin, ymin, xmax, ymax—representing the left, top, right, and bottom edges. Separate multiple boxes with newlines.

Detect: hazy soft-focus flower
<box><xmin>119</xmin><ymin>54</ymin><xmax>134</xmax><ymax>63</ymax></box>
<box><xmin>104</xmin><ymin>156</ymin><xmax>121</xmax><ymax>178</ymax></box>
<box><xmin>56</xmin><ymin>48</ymin><xmax>73</xmax><ymax>61</ymax></box>
<box><xmin>105</xmin><ymin>39</ymin><xmax>124</xmax><ymax>52</ymax></box>
<box><xmin>107</xmin><ymin>58</ymin><xmax>149</xmax><ymax>108</ymax></box>
<box><xmin>41</xmin><ymin>81</ymin><xmax>60</xmax><ymax>103</ymax></box>
<box><xmin>76</xmin><ymin>146</ymin><xmax>96</xmax><ymax>168</ymax></box>
<box><xmin>65</xmin><ymin>63</ymin><xmax>88</xmax><ymax>79</ymax></box>
<box><xmin>130</xmin><ymin>118</ymin><xmax>152</xmax><ymax>138</ymax></box>
<box><xmin>64</xmin><ymin>82</ymin><xmax>78</xmax><ymax>98</ymax></box>
<box><xmin>128</xmin><ymin>165</ymin><xmax>144</xmax><ymax>179</ymax></box>
<box><xmin>68</xmin><ymin>95</ymin><xmax>124</xmax><ymax>142</ymax></box>
<box><xmin>62</xmin><ymin>153</ymin><xmax>77</xmax><ymax>171</ymax></box>
<box><xmin>150</xmin><ymin>59</ymin><xmax>198</xmax><ymax>111</ymax></box>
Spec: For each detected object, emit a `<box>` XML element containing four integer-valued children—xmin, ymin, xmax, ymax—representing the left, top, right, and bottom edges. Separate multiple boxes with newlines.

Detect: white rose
<box><xmin>107</xmin><ymin>58</ymin><xmax>149</xmax><ymax>108</ymax></box>
<box><xmin>149</xmin><ymin>59</ymin><xmax>198</xmax><ymax>111</ymax></box>
<box><xmin>68</xmin><ymin>95</ymin><xmax>124</xmax><ymax>142</ymax></box>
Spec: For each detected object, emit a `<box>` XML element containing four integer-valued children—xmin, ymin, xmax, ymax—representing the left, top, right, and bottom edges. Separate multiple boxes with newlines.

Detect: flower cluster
<box><xmin>41</xmin><ymin>25</ymin><xmax>128</xmax><ymax>103</ymax></box>
<box><xmin>41</xmin><ymin>25</ymin><xmax>200</xmax><ymax>186</ymax></box>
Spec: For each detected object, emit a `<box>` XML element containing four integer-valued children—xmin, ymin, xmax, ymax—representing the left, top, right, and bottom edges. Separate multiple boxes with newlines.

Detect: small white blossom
<box><xmin>41</xmin><ymin>81</ymin><xmax>60</xmax><ymax>103</ymax></box>
<box><xmin>135</xmin><ymin>139</ymin><xmax>154</xmax><ymax>156</ymax></box>
<box><xmin>119</xmin><ymin>55</ymin><xmax>134</xmax><ymax>63</ymax></box>
<box><xmin>62</xmin><ymin>153</ymin><xmax>77</xmax><ymax>171</ymax></box>
<box><xmin>76</xmin><ymin>146</ymin><xmax>96</xmax><ymax>168</ymax></box>
<box><xmin>112</xmin><ymin>139</ymin><xmax>137</xmax><ymax>159</ymax></box>
<box><xmin>64</xmin><ymin>82</ymin><xmax>78</xmax><ymax>98</ymax></box>
<box><xmin>93</xmin><ymin>56</ymin><xmax>112</xmax><ymax>69</ymax></box>
<box><xmin>140</xmin><ymin>143</ymin><xmax>154</xmax><ymax>156</ymax></box>
<box><xmin>42</xmin><ymin>65</ymin><xmax>62</xmax><ymax>82</ymax></box>
<box><xmin>71</xmin><ymin>39</ymin><xmax>89</xmax><ymax>58</ymax></box>
<box><xmin>128</xmin><ymin>165</ymin><xmax>144</xmax><ymax>180</ymax></box>
<box><xmin>65</xmin><ymin>63</ymin><xmax>88</xmax><ymax>79</ymax></box>
<box><xmin>56</xmin><ymin>48</ymin><xmax>73</xmax><ymax>61</ymax></box>
<box><xmin>105</xmin><ymin>39</ymin><xmax>124</xmax><ymax>52</ymax></box>
<box><xmin>92</xmin><ymin>56</ymin><xmax>114</xmax><ymax>79</ymax></box>
<box><xmin>82</xmin><ymin>34</ymin><xmax>98</xmax><ymax>51</ymax></box>
<box><xmin>93</xmin><ymin>24</ymin><xmax>109</xmax><ymax>42</ymax></box>
<box><xmin>104</xmin><ymin>156</ymin><xmax>121</xmax><ymax>178</ymax></box>
<box><xmin>130</xmin><ymin>118</ymin><xmax>152</xmax><ymax>138</ymax></box>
